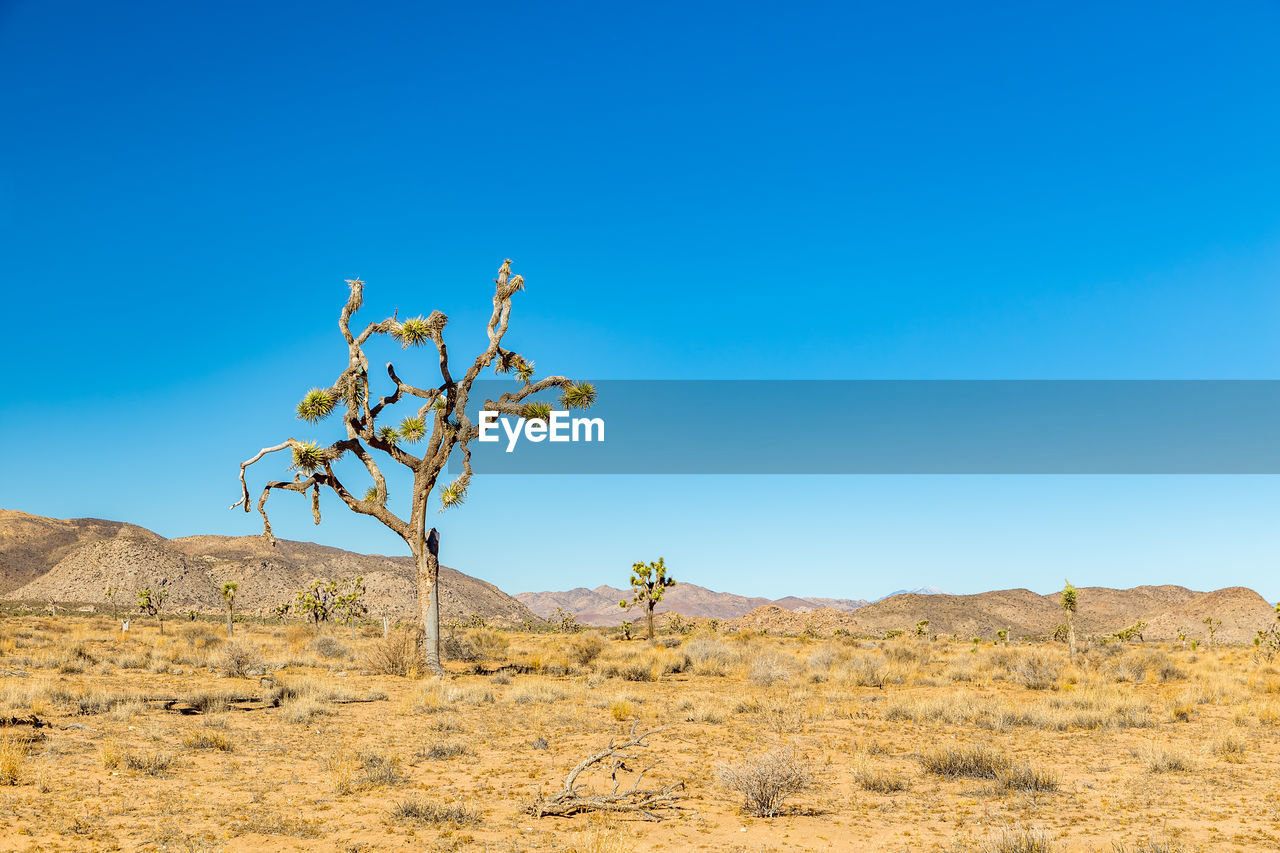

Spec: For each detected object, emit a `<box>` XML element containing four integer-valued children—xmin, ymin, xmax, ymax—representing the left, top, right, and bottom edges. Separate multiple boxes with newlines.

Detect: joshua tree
<box><xmin>1061</xmin><ymin>579</ymin><xmax>1078</xmax><ymax>662</ymax></box>
<box><xmin>220</xmin><ymin>582</ymin><xmax>239</xmax><ymax>637</ymax></box>
<box><xmin>620</xmin><ymin>558</ymin><xmax>675</xmax><ymax>641</ymax></box>
<box><xmin>1203</xmin><ymin>616</ymin><xmax>1221</xmax><ymax>650</ymax></box>
<box><xmin>232</xmin><ymin>260</ymin><xmax>595</xmax><ymax>675</ymax></box>
<box><xmin>137</xmin><ymin>579</ymin><xmax>169</xmax><ymax>635</ymax></box>
<box><xmin>293</xmin><ymin>577</ymin><xmax>365</xmax><ymax>633</ymax></box>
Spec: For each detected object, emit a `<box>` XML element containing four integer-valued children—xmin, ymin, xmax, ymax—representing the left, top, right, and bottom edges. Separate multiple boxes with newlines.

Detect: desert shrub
<box><xmin>1213</xmin><ymin>734</ymin><xmax>1246</xmax><ymax>763</ymax></box>
<box><xmin>985</xmin><ymin>827</ymin><xmax>1057</xmax><ymax>853</ymax></box>
<box><xmin>182</xmin><ymin>730</ymin><xmax>233</xmax><ymax>752</ymax></box>
<box><xmin>1110</xmin><ymin>656</ymin><xmax>1148</xmax><ymax>683</ymax></box>
<box><xmin>0</xmin><ymin>732</ymin><xmax>25</xmax><ymax>785</ymax></box>
<box><xmin>718</xmin><ymin>747</ymin><xmax>813</xmax><ymax>817</ymax></box>
<box><xmin>999</xmin><ymin>763</ymin><xmax>1059</xmax><ymax>792</ymax></box>
<box><xmin>280</xmin><ymin>695</ymin><xmax>326</xmax><ymax>724</ymax></box>
<box><xmin>365</xmin><ymin>630</ymin><xmax>424</xmax><ymax>677</ymax></box>
<box><xmin>884</xmin><ymin>644</ymin><xmax>923</xmax><ymax>664</ymax></box>
<box><xmin>308</xmin><ymin>635</ymin><xmax>350</xmax><ymax>660</ymax></box>
<box><xmin>389</xmin><ymin>798</ymin><xmax>479</xmax><ymax>826</ymax></box>
<box><xmin>418</xmin><ymin>740</ymin><xmax>472</xmax><ymax>761</ymax></box>
<box><xmin>1011</xmin><ymin>652</ymin><xmax>1063</xmax><ymax>690</ymax></box>
<box><xmin>747</xmin><ymin>652</ymin><xmax>793</xmax><ymax>687</ymax></box>
<box><xmin>854</xmin><ymin>766</ymin><xmax>909</xmax><ymax>792</ymax></box>
<box><xmin>217</xmin><ymin>641</ymin><xmax>263</xmax><ymax>677</ymax></box>
<box><xmin>920</xmin><ymin>744</ymin><xmax>1011</xmax><ymax>779</ymax></box>
<box><xmin>356</xmin><ymin>751</ymin><xmax>406</xmax><ymax>789</ymax></box>
<box><xmin>1146</xmin><ymin>653</ymin><xmax>1186</xmax><ymax>682</ymax></box>
<box><xmin>490</xmin><ymin>669</ymin><xmax>513</xmax><ymax>685</ymax></box>
<box><xmin>1142</xmin><ymin>747</ymin><xmax>1194</xmax><ymax>773</ymax></box>
<box><xmin>845</xmin><ymin>656</ymin><xmax>889</xmax><ymax>688</ymax></box>
<box><xmin>685</xmin><ymin>637</ymin><xmax>736</xmax><ymax>676</ymax></box>
<box><xmin>565</xmin><ymin>634</ymin><xmax>604</xmax><ymax>666</ymax></box>
<box><xmin>510</xmin><ymin>682</ymin><xmax>567</xmax><ymax>704</ymax></box>
<box><xmin>1110</xmin><ymin>840</ymin><xmax>1184</xmax><ymax>853</ymax></box>
<box><xmin>124</xmin><ymin>750</ymin><xmax>175</xmax><ymax>777</ymax></box>
<box><xmin>179</xmin><ymin>623</ymin><xmax>222</xmax><ymax>650</ymax></box>
<box><xmin>619</xmin><ymin>659</ymin><xmax>657</xmax><ymax>682</ymax></box>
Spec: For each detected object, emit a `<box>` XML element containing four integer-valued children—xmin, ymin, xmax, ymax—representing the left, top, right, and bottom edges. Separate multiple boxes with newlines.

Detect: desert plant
<box><xmin>920</xmin><ymin>744</ymin><xmax>1011</xmax><ymax>779</ymax></box>
<box><xmin>220</xmin><ymin>582</ymin><xmax>238</xmax><ymax>637</ymax></box>
<box><xmin>1060</xmin><ymin>580</ymin><xmax>1077</xmax><ymax>662</ymax></box>
<box><xmin>718</xmin><ymin>747</ymin><xmax>813</xmax><ymax>817</ymax></box>
<box><xmin>293</xmin><ymin>577</ymin><xmax>364</xmax><ymax>633</ymax></box>
<box><xmin>232</xmin><ymin>260</ymin><xmax>594</xmax><ymax>674</ymax></box>
<box><xmin>390</xmin><ymin>798</ymin><xmax>479</xmax><ymax>826</ymax></box>
<box><xmin>366</xmin><ymin>629</ymin><xmax>424</xmax><ymax>677</ymax></box>
<box><xmin>620</xmin><ymin>557</ymin><xmax>675</xmax><ymax>641</ymax></box>
<box><xmin>217</xmin><ymin>640</ymin><xmax>263</xmax><ymax>677</ymax></box>
<box><xmin>1202</xmin><ymin>616</ymin><xmax>1221</xmax><ymax>650</ymax></box>
<box><xmin>137</xmin><ymin>579</ymin><xmax>169</xmax><ymax>635</ymax></box>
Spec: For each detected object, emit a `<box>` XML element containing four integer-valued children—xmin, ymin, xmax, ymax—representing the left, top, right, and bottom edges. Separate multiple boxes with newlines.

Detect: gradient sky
<box><xmin>2</xmin><ymin>1</ymin><xmax>1279</xmax><ymax>602</ymax></box>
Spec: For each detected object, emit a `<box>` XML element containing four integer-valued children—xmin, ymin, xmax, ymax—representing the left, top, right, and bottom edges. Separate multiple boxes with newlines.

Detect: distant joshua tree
<box><xmin>137</xmin><ymin>579</ymin><xmax>169</xmax><ymax>635</ymax></box>
<box><xmin>1061</xmin><ymin>579</ymin><xmax>1078</xmax><ymax>662</ymax></box>
<box><xmin>220</xmin><ymin>582</ymin><xmax>238</xmax><ymax>637</ymax></box>
<box><xmin>1203</xmin><ymin>616</ymin><xmax>1221</xmax><ymax>650</ymax></box>
<box><xmin>620</xmin><ymin>558</ymin><xmax>675</xmax><ymax>641</ymax></box>
<box><xmin>231</xmin><ymin>260</ymin><xmax>595</xmax><ymax>675</ymax></box>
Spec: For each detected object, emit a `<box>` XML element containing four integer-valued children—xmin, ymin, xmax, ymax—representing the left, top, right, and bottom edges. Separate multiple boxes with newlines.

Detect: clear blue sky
<box><xmin>2</xmin><ymin>1</ymin><xmax>1278</xmax><ymax>601</ymax></box>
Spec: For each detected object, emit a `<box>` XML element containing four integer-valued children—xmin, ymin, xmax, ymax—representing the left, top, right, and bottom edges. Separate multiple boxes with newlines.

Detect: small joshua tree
<box><xmin>1061</xmin><ymin>579</ymin><xmax>1078</xmax><ymax>662</ymax></box>
<box><xmin>1203</xmin><ymin>616</ymin><xmax>1221</xmax><ymax>650</ymax></box>
<box><xmin>137</xmin><ymin>579</ymin><xmax>169</xmax><ymax>635</ymax></box>
<box><xmin>232</xmin><ymin>260</ymin><xmax>594</xmax><ymax>676</ymax></box>
<box><xmin>293</xmin><ymin>577</ymin><xmax>364</xmax><ymax>633</ymax></box>
<box><xmin>220</xmin><ymin>582</ymin><xmax>238</xmax><ymax>637</ymax></box>
<box><xmin>620</xmin><ymin>557</ymin><xmax>675</xmax><ymax>641</ymax></box>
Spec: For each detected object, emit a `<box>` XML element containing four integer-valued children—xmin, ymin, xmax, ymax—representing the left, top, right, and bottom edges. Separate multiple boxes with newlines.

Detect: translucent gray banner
<box><xmin>452</xmin><ymin>381</ymin><xmax>1280</xmax><ymax>474</ymax></box>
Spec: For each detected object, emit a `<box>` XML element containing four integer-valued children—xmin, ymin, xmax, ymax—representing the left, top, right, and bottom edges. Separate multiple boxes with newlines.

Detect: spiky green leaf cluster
<box><xmin>376</xmin><ymin>425</ymin><xmax>400</xmax><ymax>445</ymax></box>
<box><xmin>363</xmin><ymin>486</ymin><xmax>381</xmax><ymax>503</ymax></box>
<box><xmin>433</xmin><ymin>396</ymin><xmax>449</xmax><ymax>412</ymax></box>
<box><xmin>523</xmin><ymin>401</ymin><xmax>553</xmax><ymax>421</ymax></box>
<box><xmin>296</xmin><ymin>389</ymin><xmax>337</xmax><ymax>423</ymax></box>
<box><xmin>515</xmin><ymin>360</ymin><xmax>535</xmax><ymax>383</ymax></box>
<box><xmin>394</xmin><ymin>316</ymin><xmax>434</xmax><ymax>348</ymax></box>
<box><xmin>560</xmin><ymin>382</ymin><xmax>597</xmax><ymax>409</ymax></box>
<box><xmin>399</xmin><ymin>416</ymin><xmax>427</xmax><ymax>443</ymax></box>
<box><xmin>341</xmin><ymin>375</ymin><xmax>367</xmax><ymax>409</ymax></box>
<box><xmin>439</xmin><ymin>475</ymin><xmax>469</xmax><ymax>510</ymax></box>
<box><xmin>289</xmin><ymin>441</ymin><xmax>329</xmax><ymax>474</ymax></box>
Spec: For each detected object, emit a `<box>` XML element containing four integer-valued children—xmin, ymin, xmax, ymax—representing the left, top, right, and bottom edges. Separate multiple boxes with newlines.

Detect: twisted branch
<box><xmin>529</xmin><ymin>722</ymin><xmax>685</xmax><ymax>821</ymax></box>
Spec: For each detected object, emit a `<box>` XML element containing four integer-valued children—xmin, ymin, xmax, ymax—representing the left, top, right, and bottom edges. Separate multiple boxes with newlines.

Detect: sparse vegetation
<box><xmin>718</xmin><ymin>747</ymin><xmax>813</xmax><ymax>817</ymax></box>
<box><xmin>0</xmin><ymin>610</ymin><xmax>1273</xmax><ymax>848</ymax></box>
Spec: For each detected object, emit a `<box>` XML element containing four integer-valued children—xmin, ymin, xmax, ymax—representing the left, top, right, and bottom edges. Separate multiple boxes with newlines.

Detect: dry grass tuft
<box><xmin>717</xmin><ymin>747</ymin><xmax>813</xmax><ymax>817</ymax></box>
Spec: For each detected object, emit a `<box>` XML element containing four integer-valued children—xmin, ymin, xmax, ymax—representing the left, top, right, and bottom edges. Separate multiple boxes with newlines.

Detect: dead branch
<box><xmin>528</xmin><ymin>721</ymin><xmax>685</xmax><ymax>821</ymax></box>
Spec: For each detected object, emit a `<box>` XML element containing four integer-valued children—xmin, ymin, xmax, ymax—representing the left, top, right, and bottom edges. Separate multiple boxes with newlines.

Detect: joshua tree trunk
<box><xmin>157</xmin><ymin>613</ymin><xmax>165</xmax><ymax>636</ymax></box>
<box><xmin>645</xmin><ymin>602</ymin><xmax>656</xmax><ymax>641</ymax></box>
<box><xmin>1066</xmin><ymin>612</ymin><xmax>1076</xmax><ymax>662</ymax></box>
<box><xmin>416</xmin><ymin>527</ymin><xmax>444</xmax><ymax>677</ymax></box>
<box><xmin>225</xmin><ymin>605</ymin><xmax>234</xmax><ymax>638</ymax></box>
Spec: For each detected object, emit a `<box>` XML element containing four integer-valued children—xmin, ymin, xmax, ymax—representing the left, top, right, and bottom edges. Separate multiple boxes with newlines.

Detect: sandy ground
<box><xmin>1</xmin><ymin>616</ymin><xmax>1279</xmax><ymax>852</ymax></box>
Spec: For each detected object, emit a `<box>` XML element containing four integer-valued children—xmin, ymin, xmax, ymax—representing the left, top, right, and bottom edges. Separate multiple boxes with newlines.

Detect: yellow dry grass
<box><xmin>0</xmin><ymin>613</ymin><xmax>1276</xmax><ymax>851</ymax></box>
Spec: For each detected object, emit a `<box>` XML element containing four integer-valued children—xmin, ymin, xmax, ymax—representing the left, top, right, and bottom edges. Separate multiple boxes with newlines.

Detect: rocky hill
<box><xmin>723</xmin><ymin>584</ymin><xmax>1276</xmax><ymax>644</ymax></box>
<box><xmin>517</xmin><ymin>583</ymin><xmax>867</xmax><ymax>626</ymax></box>
<box><xmin>0</xmin><ymin>510</ymin><xmax>538</xmax><ymax>626</ymax></box>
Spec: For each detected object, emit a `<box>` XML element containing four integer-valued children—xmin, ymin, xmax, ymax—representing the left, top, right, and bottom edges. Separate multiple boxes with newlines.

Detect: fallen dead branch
<box><xmin>528</xmin><ymin>721</ymin><xmax>685</xmax><ymax>821</ymax></box>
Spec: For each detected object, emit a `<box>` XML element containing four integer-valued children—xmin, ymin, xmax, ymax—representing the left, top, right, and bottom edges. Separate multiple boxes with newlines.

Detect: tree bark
<box><xmin>226</xmin><ymin>605</ymin><xmax>234</xmax><ymax>638</ymax></box>
<box><xmin>1066</xmin><ymin>612</ymin><xmax>1076</xmax><ymax>662</ymax></box>
<box><xmin>417</xmin><ymin>527</ymin><xmax>444</xmax><ymax>676</ymax></box>
<box><xmin>645</xmin><ymin>602</ymin><xmax>655</xmax><ymax>641</ymax></box>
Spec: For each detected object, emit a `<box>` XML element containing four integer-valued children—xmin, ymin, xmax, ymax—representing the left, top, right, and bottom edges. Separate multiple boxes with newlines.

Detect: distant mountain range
<box><xmin>516</xmin><ymin>584</ymin><xmax>868</xmax><ymax>626</ymax></box>
<box><xmin>0</xmin><ymin>510</ymin><xmax>536</xmax><ymax>626</ymax></box>
<box><xmin>877</xmin><ymin>586</ymin><xmax>949</xmax><ymax>600</ymax></box>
